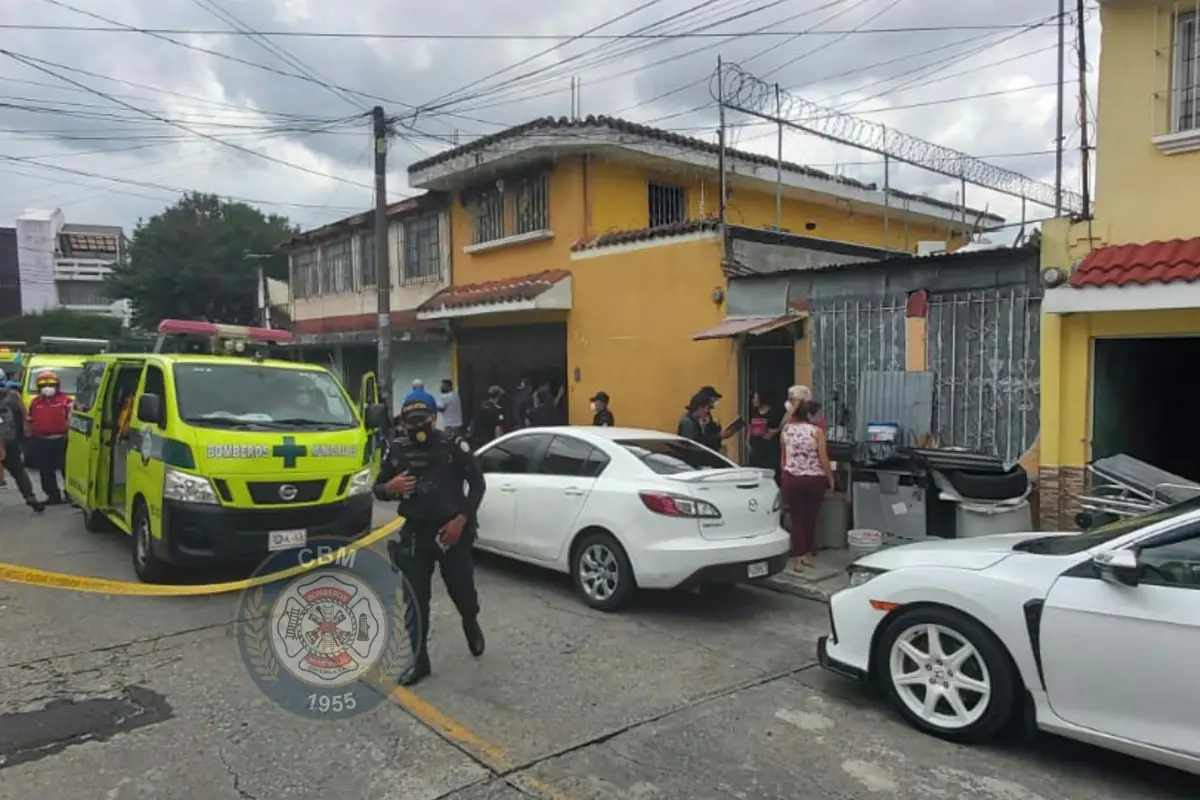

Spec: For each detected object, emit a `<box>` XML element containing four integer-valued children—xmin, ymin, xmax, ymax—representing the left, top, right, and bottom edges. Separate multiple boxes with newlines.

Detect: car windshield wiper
<box><xmin>268</xmin><ymin>418</ymin><xmax>351</xmax><ymax>427</ymax></box>
<box><xmin>184</xmin><ymin>416</ymin><xmax>257</xmax><ymax>429</ymax></box>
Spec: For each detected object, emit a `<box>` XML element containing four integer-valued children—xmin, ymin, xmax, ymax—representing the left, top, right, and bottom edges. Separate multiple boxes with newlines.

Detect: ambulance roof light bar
<box><xmin>156</xmin><ymin>319</ymin><xmax>293</xmax><ymax>344</ymax></box>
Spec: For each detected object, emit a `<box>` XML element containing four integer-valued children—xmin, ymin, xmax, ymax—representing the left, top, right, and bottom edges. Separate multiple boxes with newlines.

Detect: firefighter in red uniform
<box><xmin>27</xmin><ymin>370</ymin><xmax>72</xmax><ymax>505</ymax></box>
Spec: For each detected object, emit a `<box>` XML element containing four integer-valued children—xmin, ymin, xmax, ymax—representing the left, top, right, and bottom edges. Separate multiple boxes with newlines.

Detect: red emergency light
<box><xmin>157</xmin><ymin>319</ymin><xmax>292</xmax><ymax>344</ymax></box>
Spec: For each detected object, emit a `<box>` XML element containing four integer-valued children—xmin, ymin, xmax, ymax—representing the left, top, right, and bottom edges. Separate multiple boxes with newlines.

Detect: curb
<box><xmin>759</xmin><ymin>575</ymin><xmax>835</xmax><ymax>604</ymax></box>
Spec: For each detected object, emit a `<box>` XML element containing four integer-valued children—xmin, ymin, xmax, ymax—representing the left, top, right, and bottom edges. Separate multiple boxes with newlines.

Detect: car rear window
<box><xmin>617</xmin><ymin>438</ymin><xmax>732</xmax><ymax>475</ymax></box>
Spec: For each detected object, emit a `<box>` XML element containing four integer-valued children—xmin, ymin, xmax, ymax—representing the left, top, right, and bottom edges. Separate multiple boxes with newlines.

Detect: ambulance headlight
<box><xmin>163</xmin><ymin>468</ymin><xmax>219</xmax><ymax>505</ymax></box>
<box><xmin>347</xmin><ymin>468</ymin><xmax>373</xmax><ymax>496</ymax></box>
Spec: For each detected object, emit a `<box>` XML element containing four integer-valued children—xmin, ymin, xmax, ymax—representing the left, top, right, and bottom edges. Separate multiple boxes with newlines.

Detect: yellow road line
<box><xmin>0</xmin><ymin>517</ymin><xmax>404</xmax><ymax>595</ymax></box>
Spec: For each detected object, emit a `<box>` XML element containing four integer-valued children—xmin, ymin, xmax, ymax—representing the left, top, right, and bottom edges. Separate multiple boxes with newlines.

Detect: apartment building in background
<box><xmin>15</xmin><ymin>209</ymin><xmax>131</xmax><ymax>324</ymax></box>
<box><xmin>1039</xmin><ymin>0</ymin><xmax>1200</xmax><ymax>528</ymax></box>
<box><xmin>406</xmin><ymin>115</ymin><xmax>1002</xmax><ymax>431</ymax></box>
<box><xmin>0</xmin><ymin>227</ymin><xmax>19</xmax><ymax>319</ymax></box>
<box><xmin>283</xmin><ymin>194</ymin><xmax>452</xmax><ymax>402</ymax></box>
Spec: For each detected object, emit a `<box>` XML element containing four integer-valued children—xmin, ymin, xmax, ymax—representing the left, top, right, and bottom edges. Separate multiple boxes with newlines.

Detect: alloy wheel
<box><xmin>578</xmin><ymin>543</ymin><xmax>620</xmax><ymax>602</ymax></box>
<box><xmin>888</xmin><ymin>623</ymin><xmax>992</xmax><ymax>730</ymax></box>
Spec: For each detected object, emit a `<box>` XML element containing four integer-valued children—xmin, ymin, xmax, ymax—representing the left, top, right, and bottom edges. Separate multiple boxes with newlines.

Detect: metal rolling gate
<box><xmin>926</xmin><ymin>288</ymin><xmax>1041</xmax><ymax>465</ymax></box>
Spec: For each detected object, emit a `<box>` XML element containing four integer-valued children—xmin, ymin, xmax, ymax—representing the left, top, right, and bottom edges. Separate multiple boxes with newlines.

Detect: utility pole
<box><xmin>1054</xmin><ymin>0</ymin><xmax>1065</xmax><ymax>215</ymax></box>
<box><xmin>717</xmin><ymin>55</ymin><xmax>727</xmax><ymax>227</ymax></box>
<box><xmin>1075</xmin><ymin>0</ymin><xmax>1091</xmax><ymax>218</ymax></box>
<box><xmin>372</xmin><ymin>106</ymin><xmax>392</xmax><ymax>411</ymax></box>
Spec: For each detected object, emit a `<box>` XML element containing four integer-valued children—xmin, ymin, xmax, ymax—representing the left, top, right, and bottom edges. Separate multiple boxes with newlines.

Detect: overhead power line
<box><xmin>0</xmin><ymin>46</ymin><xmax>375</xmax><ymax>191</ymax></box>
<box><xmin>714</xmin><ymin>60</ymin><xmax>1083</xmax><ymax>211</ymax></box>
<box><xmin>0</xmin><ymin>23</ymin><xmax>1057</xmax><ymax>37</ymax></box>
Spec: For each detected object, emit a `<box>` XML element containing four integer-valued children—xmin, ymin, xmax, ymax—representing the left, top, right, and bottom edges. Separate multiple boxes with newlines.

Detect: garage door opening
<box><xmin>1092</xmin><ymin>337</ymin><xmax>1200</xmax><ymax>482</ymax></box>
<box><xmin>456</xmin><ymin>322</ymin><xmax>568</xmax><ymax>428</ymax></box>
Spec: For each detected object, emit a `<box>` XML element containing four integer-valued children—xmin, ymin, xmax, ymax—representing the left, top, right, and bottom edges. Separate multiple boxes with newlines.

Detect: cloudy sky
<box><xmin>0</xmin><ymin>0</ymin><xmax>1100</xmax><ymax>236</ymax></box>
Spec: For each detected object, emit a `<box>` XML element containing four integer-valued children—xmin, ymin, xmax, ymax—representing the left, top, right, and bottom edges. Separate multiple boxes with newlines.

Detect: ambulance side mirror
<box><xmin>137</xmin><ymin>393</ymin><xmax>164</xmax><ymax>426</ymax></box>
<box><xmin>364</xmin><ymin>403</ymin><xmax>389</xmax><ymax>430</ymax></box>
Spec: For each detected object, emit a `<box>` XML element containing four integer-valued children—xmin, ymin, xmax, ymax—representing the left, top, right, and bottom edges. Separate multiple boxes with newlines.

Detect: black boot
<box><xmin>463</xmin><ymin>617</ymin><xmax>485</xmax><ymax>657</ymax></box>
<box><xmin>25</xmin><ymin>496</ymin><xmax>44</xmax><ymax>513</ymax></box>
<box><xmin>397</xmin><ymin>657</ymin><xmax>431</xmax><ymax>687</ymax></box>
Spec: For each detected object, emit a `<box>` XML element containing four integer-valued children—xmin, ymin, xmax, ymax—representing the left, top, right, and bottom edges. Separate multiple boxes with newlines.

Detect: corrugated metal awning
<box><xmin>692</xmin><ymin>312</ymin><xmax>806</xmax><ymax>341</ymax></box>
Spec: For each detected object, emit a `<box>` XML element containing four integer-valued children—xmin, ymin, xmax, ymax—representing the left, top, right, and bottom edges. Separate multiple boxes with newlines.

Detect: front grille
<box><xmin>224</xmin><ymin>505</ymin><xmax>344</xmax><ymax>531</ymax></box>
<box><xmin>247</xmin><ymin>480</ymin><xmax>326</xmax><ymax>505</ymax></box>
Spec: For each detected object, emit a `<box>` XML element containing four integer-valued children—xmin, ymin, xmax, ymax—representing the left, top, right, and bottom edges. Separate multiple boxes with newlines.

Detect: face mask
<box><xmin>784</xmin><ymin>401</ymin><xmax>794</xmax><ymax>413</ymax></box>
<box><xmin>712</xmin><ymin>400</ymin><xmax>720</xmax><ymax>409</ymax></box>
<box><xmin>39</xmin><ymin>386</ymin><xmax>55</xmax><ymax>397</ymax></box>
<box><xmin>407</xmin><ymin>422</ymin><xmax>434</xmax><ymax>444</ymax></box>
<box><xmin>590</xmin><ymin>402</ymin><xmax>598</xmax><ymax>412</ymax></box>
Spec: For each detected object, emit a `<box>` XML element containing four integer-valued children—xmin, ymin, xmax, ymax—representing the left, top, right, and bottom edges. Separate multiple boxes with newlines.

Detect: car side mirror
<box><xmin>136</xmin><ymin>393</ymin><xmax>163</xmax><ymax>426</ymax></box>
<box><xmin>364</xmin><ymin>403</ymin><xmax>389</xmax><ymax>430</ymax></box>
<box><xmin>1093</xmin><ymin>549</ymin><xmax>1140</xmax><ymax>587</ymax></box>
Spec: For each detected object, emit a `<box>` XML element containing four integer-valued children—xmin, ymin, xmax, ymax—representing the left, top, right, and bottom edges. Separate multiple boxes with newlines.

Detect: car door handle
<box><xmin>563</xmin><ymin>487</ymin><xmax>585</xmax><ymax>496</ymax></box>
<box><xmin>498</xmin><ymin>485</ymin><xmax>516</xmax><ymax>493</ymax></box>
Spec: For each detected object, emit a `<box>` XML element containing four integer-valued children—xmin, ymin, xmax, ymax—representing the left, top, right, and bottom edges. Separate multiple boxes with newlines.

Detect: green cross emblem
<box><xmin>273</xmin><ymin>436</ymin><xmax>308</xmax><ymax>469</ymax></box>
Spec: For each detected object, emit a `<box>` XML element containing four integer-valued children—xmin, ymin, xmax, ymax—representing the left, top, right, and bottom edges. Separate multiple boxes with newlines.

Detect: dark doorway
<box><xmin>1092</xmin><ymin>336</ymin><xmax>1200</xmax><ymax>482</ymax></box>
<box><xmin>456</xmin><ymin>322</ymin><xmax>568</xmax><ymax>429</ymax></box>
<box><xmin>741</xmin><ymin>327</ymin><xmax>796</xmax><ymax>462</ymax></box>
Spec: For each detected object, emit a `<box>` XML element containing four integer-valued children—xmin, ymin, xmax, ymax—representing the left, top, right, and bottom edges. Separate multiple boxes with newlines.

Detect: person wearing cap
<box><xmin>26</xmin><ymin>369</ymin><xmax>72</xmax><ymax>504</ymax></box>
<box><xmin>374</xmin><ymin>394</ymin><xmax>487</xmax><ymax>687</ymax></box>
<box><xmin>695</xmin><ymin>386</ymin><xmax>738</xmax><ymax>453</ymax></box>
<box><xmin>590</xmin><ymin>391</ymin><xmax>614</xmax><ymax>427</ymax></box>
<box><xmin>467</xmin><ymin>385</ymin><xmax>506</xmax><ymax>448</ymax></box>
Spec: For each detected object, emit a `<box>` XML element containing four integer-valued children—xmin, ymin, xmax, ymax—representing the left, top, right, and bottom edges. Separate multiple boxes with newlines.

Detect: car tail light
<box><xmin>638</xmin><ymin>491</ymin><xmax>721</xmax><ymax>519</ymax></box>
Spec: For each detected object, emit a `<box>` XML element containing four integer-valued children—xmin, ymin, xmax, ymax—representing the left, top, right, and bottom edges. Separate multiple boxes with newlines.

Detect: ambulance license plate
<box><xmin>747</xmin><ymin>561</ymin><xmax>769</xmax><ymax>579</ymax></box>
<box><xmin>269</xmin><ymin>529</ymin><xmax>306</xmax><ymax>551</ymax></box>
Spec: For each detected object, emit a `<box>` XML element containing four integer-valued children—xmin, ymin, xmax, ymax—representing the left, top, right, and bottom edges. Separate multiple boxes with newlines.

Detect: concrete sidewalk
<box><xmin>760</xmin><ymin>548</ymin><xmax>856</xmax><ymax>602</ymax></box>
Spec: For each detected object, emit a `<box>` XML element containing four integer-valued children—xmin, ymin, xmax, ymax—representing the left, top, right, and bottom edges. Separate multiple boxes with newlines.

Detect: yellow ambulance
<box><xmin>65</xmin><ymin>320</ymin><xmax>388</xmax><ymax>582</ymax></box>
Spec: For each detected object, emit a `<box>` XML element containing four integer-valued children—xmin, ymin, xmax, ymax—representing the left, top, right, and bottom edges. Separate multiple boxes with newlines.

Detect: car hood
<box><xmin>854</xmin><ymin>532</ymin><xmax>1048</xmax><ymax>572</ymax></box>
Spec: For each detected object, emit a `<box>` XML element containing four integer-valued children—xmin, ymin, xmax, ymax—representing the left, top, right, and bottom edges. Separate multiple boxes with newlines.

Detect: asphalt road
<box><xmin>0</xmin><ymin>492</ymin><xmax>1196</xmax><ymax>799</ymax></box>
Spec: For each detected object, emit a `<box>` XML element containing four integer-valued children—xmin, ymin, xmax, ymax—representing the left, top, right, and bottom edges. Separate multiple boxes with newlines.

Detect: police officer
<box><xmin>589</xmin><ymin>391</ymin><xmax>614</xmax><ymax>426</ymax></box>
<box><xmin>374</xmin><ymin>396</ymin><xmax>486</xmax><ymax>687</ymax></box>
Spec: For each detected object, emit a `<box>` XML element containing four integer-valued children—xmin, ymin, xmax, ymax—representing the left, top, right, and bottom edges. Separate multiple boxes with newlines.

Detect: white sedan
<box><xmin>473</xmin><ymin>426</ymin><xmax>791</xmax><ymax>610</ymax></box>
<box><xmin>819</xmin><ymin>500</ymin><xmax>1200</xmax><ymax>775</ymax></box>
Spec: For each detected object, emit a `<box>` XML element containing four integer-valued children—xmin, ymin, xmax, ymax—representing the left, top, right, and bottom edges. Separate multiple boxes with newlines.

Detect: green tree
<box><xmin>106</xmin><ymin>192</ymin><xmax>296</xmax><ymax>327</ymax></box>
<box><xmin>0</xmin><ymin>308</ymin><xmax>123</xmax><ymax>342</ymax></box>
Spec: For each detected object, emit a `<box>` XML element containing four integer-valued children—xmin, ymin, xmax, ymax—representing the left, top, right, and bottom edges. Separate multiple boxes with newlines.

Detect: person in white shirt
<box><xmin>438</xmin><ymin>378</ymin><xmax>463</xmax><ymax>436</ymax></box>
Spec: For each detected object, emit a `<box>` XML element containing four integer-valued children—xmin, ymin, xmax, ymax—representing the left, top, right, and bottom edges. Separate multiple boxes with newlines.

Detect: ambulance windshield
<box><xmin>172</xmin><ymin>363</ymin><xmax>356</xmax><ymax>429</ymax></box>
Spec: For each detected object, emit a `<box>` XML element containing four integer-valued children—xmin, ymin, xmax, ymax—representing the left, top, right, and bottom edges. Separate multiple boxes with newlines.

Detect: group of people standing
<box><xmin>744</xmin><ymin>385</ymin><xmax>835</xmax><ymax>571</ymax></box>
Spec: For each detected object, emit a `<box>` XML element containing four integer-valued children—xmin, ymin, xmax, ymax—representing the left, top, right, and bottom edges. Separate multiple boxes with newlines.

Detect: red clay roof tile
<box><xmin>571</xmin><ymin>218</ymin><xmax>720</xmax><ymax>252</ymax></box>
<box><xmin>1071</xmin><ymin>238</ymin><xmax>1200</xmax><ymax>288</ymax></box>
<box><xmin>419</xmin><ymin>269</ymin><xmax>570</xmax><ymax>313</ymax></box>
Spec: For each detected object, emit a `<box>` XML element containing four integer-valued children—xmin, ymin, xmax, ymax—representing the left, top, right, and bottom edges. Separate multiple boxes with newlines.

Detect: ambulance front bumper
<box><xmin>156</xmin><ymin>494</ymin><xmax>375</xmax><ymax>565</ymax></box>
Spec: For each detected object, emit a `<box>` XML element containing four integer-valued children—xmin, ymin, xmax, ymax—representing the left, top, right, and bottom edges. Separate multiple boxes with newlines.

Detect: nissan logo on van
<box><xmin>278</xmin><ymin>484</ymin><xmax>298</xmax><ymax>501</ymax></box>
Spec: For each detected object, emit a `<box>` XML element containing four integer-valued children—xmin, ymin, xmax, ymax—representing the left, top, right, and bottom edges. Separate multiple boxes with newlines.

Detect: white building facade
<box><xmin>15</xmin><ymin>209</ymin><xmax>131</xmax><ymax>324</ymax></box>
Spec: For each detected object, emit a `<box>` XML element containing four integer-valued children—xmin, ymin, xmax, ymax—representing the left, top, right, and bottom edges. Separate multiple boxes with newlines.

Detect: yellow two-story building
<box><xmin>1039</xmin><ymin>0</ymin><xmax>1200</xmax><ymax>528</ymax></box>
<box><xmin>408</xmin><ymin>116</ymin><xmax>999</xmax><ymax>432</ymax></box>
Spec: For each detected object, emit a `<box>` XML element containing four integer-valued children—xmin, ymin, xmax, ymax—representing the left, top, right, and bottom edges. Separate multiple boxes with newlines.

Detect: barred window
<box><xmin>403</xmin><ymin>214</ymin><xmax>441</xmax><ymax>283</ymax></box>
<box><xmin>648</xmin><ymin>183</ymin><xmax>686</xmax><ymax>228</ymax></box>
<box><xmin>292</xmin><ymin>248</ymin><xmax>317</xmax><ymax>298</ymax></box>
<box><xmin>512</xmin><ymin>173</ymin><xmax>549</xmax><ymax>234</ymax></box>
<box><xmin>470</xmin><ymin>188</ymin><xmax>504</xmax><ymax>244</ymax></box>
<box><xmin>1176</xmin><ymin>11</ymin><xmax>1198</xmax><ymax>132</ymax></box>
<box><xmin>321</xmin><ymin>239</ymin><xmax>353</xmax><ymax>295</ymax></box>
<box><xmin>359</xmin><ymin>230</ymin><xmax>377</xmax><ymax>288</ymax></box>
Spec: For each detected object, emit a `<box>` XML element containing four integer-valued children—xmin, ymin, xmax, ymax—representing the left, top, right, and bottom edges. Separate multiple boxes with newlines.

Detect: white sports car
<box><xmin>818</xmin><ymin>499</ymin><xmax>1200</xmax><ymax>776</ymax></box>
<box><xmin>473</xmin><ymin>427</ymin><xmax>791</xmax><ymax>610</ymax></box>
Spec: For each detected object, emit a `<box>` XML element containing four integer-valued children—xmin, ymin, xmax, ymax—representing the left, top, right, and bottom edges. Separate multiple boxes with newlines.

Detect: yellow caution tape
<box><xmin>0</xmin><ymin>516</ymin><xmax>405</xmax><ymax>596</ymax></box>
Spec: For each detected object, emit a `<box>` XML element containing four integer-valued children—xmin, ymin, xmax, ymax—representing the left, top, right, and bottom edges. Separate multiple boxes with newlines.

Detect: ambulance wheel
<box><xmin>132</xmin><ymin>502</ymin><xmax>174</xmax><ymax>584</ymax></box>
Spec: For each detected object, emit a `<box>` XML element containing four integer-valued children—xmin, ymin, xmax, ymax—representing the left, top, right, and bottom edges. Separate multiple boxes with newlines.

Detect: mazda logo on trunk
<box><xmin>278</xmin><ymin>484</ymin><xmax>298</xmax><ymax>501</ymax></box>
<box><xmin>748</xmin><ymin>498</ymin><xmax>758</xmax><ymax>511</ymax></box>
